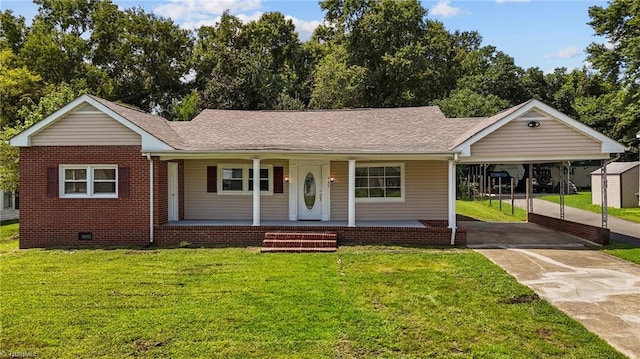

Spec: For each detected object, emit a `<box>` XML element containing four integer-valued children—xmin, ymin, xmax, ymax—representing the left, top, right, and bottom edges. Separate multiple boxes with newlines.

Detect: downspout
<box><xmin>450</xmin><ymin>153</ymin><xmax>459</xmax><ymax>246</ymax></box>
<box><xmin>147</xmin><ymin>153</ymin><xmax>154</xmax><ymax>244</ymax></box>
<box><xmin>601</xmin><ymin>153</ymin><xmax>620</xmax><ymax>229</ymax></box>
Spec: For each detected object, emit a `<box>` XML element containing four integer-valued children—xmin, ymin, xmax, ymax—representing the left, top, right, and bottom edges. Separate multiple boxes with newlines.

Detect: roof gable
<box><xmin>452</xmin><ymin>99</ymin><xmax>627</xmax><ymax>157</ymax></box>
<box><xmin>10</xmin><ymin>95</ymin><xmax>175</xmax><ymax>151</ymax></box>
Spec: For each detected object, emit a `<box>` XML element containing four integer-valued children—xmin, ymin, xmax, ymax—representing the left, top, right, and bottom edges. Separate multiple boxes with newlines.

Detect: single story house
<box><xmin>0</xmin><ymin>190</ymin><xmax>19</xmax><ymax>221</ymax></box>
<box><xmin>591</xmin><ymin>162</ymin><xmax>640</xmax><ymax>208</ymax></box>
<box><xmin>9</xmin><ymin>95</ymin><xmax>626</xmax><ymax>249</ymax></box>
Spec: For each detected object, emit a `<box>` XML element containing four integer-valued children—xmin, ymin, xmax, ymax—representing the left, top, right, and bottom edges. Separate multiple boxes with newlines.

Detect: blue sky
<box><xmin>2</xmin><ymin>0</ymin><xmax>608</xmax><ymax>73</ymax></box>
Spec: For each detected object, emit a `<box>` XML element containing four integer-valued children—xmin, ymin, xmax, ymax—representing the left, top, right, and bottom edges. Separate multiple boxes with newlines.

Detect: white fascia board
<box><xmin>9</xmin><ymin>94</ymin><xmax>174</xmax><ymax>151</ymax></box>
<box><xmin>452</xmin><ymin>99</ymin><xmax>626</xmax><ymax>154</ymax></box>
<box><xmin>457</xmin><ymin>153</ymin><xmax>612</xmax><ymax>164</ymax></box>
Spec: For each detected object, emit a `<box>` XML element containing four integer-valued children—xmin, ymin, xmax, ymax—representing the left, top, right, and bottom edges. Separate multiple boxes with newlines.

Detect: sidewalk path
<box><xmin>510</xmin><ymin>198</ymin><xmax>640</xmax><ymax>244</ymax></box>
<box><xmin>479</xmin><ymin>248</ymin><xmax>640</xmax><ymax>358</ymax></box>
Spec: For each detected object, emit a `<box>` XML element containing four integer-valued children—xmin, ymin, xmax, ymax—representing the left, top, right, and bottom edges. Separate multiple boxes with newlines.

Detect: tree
<box><xmin>196</xmin><ymin>12</ymin><xmax>304</xmax><ymax>110</ymax></box>
<box><xmin>434</xmin><ymin>88</ymin><xmax>509</xmax><ymax>118</ymax></box>
<box><xmin>0</xmin><ymin>49</ymin><xmax>45</xmax><ymax>128</ymax></box>
<box><xmin>170</xmin><ymin>90</ymin><xmax>201</xmax><ymax>121</ymax></box>
<box><xmin>586</xmin><ymin>0</ymin><xmax>640</xmax><ymax>148</ymax></box>
<box><xmin>0</xmin><ymin>10</ymin><xmax>27</xmax><ymax>52</ymax></box>
<box><xmin>309</xmin><ymin>47</ymin><xmax>366</xmax><ymax>108</ymax></box>
<box><xmin>93</xmin><ymin>7</ymin><xmax>192</xmax><ymax>114</ymax></box>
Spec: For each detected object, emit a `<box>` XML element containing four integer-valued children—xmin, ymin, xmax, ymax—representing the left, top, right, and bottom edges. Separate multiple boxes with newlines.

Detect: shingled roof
<box><xmin>167</xmin><ymin>106</ymin><xmax>489</xmax><ymax>153</ymax></box>
<box><xmin>88</xmin><ymin>95</ymin><xmax>184</xmax><ymax>149</ymax></box>
<box><xmin>85</xmin><ymin>97</ymin><xmax>535</xmax><ymax>153</ymax></box>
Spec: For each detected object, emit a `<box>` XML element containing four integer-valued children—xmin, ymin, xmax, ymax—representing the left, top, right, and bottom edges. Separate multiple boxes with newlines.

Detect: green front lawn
<box><xmin>1</xmin><ymin>233</ymin><xmax>622</xmax><ymax>358</ymax></box>
<box><xmin>539</xmin><ymin>192</ymin><xmax>640</xmax><ymax>224</ymax></box>
<box><xmin>457</xmin><ymin>199</ymin><xmax>527</xmax><ymax>222</ymax></box>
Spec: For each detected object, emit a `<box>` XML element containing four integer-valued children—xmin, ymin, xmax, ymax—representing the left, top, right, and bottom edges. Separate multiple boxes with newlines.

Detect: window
<box><xmin>3</xmin><ymin>192</ymin><xmax>13</xmax><ymax>209</ymax></box>
<box><xmin>249</xmin><ymin>168</ymin><xmax>270</xmax><ymax>191</ymax></box>
<box><xmin>60</xmin><ymin>165</ymin><xmax>118</xmax><ymax>198</ymax></box>
<box><xmin>222</xmin><ymin>168</ymin><xmax>244</xmax><ymax>191</ymax></box>
<box><xmin>218</xmin><ymin>165</ymin><xmax>272</xmax><ymax>194</ymax></box>
<box><xmin>355</xmin><ymin>164</ymin><xmax>404</xmax><ymax>202</ymax></box>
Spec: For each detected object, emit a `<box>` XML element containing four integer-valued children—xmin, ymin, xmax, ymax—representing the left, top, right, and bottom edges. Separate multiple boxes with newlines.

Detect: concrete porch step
<box><xmin>261</xmin><ymin>232</ymin><xmax>338</xmax><ymax>253</ymax></box>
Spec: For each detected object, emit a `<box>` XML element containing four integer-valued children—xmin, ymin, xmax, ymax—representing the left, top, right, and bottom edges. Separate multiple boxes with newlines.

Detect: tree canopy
<box><xmin>0</xmin><ymin>0</ymin><xmax>637</xmax><ymax>191</ymax></box>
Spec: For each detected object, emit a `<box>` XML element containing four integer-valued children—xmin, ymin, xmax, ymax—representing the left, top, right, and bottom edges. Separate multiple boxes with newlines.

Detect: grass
<box><xmin>0</xmin><ymin>220</ymin><xmax>19</xmax><ymax>252</ymax></box>
<box><xmin>1</xmin><ymin>224</ymin><xmax>623</xmax><ymax>358</ymax></box>
<box><xmin>456</xmin><ymin>198</ymin><xmax>527</xmax><ymax>222</ymax></box>
<box><xmin>603</xmin><ymin>241</ymin><xmax>640</xmax><ymax>265</ymax></box>
<box><xmin>539</xmin><ymin>192</ymin><xmax>640</xmax><ymax>224</ymax></box>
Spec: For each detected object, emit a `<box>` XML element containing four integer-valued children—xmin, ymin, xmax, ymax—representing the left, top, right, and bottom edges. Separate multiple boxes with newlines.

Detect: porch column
<box><xmin>447</xmin><ymin>160</ymin><xmax>457</xmax><ymax>245</ymax></box>
<box><xmin>253</xmin><ymin>158</ymin><xmax>261</xmax><ymax>226</ymax></box>
<box><xmin>348</xmin><ymin>159</ymin><xmax>356</xmax><ymax>227</ymax></box>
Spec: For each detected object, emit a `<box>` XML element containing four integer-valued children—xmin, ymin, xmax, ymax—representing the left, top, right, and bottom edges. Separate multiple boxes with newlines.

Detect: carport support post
<box><xmin>252</xmin><ymin>158</ymin><xmax>261</xmax><ymax>226</ymax></box>
<box><xmin>601</xmin><ymin>160</ymin><xmax>608</xmax><ymax>229</ymax></box>
<box><xmin>559</xmin><ymin>164</ymin><xmax>565</xmax><ymax>220</ymax></box>
<box><xmin>527</xmin><ymin>163</ymin><xmax>533</xmax><ymax>214</ymax></box>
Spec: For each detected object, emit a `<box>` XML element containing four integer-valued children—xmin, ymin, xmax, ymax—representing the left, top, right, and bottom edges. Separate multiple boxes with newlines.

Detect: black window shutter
<box><xmin>273</xmin><ymin>166</ymin><xmax>284</xmax><ymax>194</ymax></box>
<box><xmin>207</xmin><ymin>166</ymin><xmax>217</xmax><ymax>193</ymax></box>
<box><xmin>118</xmin><ymin>167</ymin><xmax>130</xmax><ymax>197</ymax></box>
<box><xmin>47</xmin><ymin>167</ymin><xmax>58</xmax><ymax>197</ymax></box>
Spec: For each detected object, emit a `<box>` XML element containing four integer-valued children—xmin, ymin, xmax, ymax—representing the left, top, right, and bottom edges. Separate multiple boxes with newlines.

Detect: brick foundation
<box><xmin>527</xmin><ymin>213</ymin><xmax>610</xmax><ymax>245</ymax></box>
<box><xmin>155</xmin><ymin>221</ymin><xmax>467</xmax><ymax>248</ymax></box>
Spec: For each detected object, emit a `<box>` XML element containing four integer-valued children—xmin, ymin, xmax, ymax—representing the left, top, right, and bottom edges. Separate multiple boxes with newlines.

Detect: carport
<box><xmin>450</xmin><ymin>100</ymin><xmax>627</xmax><ymax>245</ymax></box>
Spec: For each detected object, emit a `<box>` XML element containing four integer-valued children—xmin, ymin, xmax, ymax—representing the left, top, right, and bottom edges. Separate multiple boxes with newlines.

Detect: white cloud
<box><xmin>545</xmin><ymin>46</ymin><xmax>580</xmax><ymax>59</ymax></box>
<box><xmin>155</xmin><ymin>0</ymin><xmax>262</xmax><ymax>20</ymax></box>
<box><xmin>285</xmin><ymin>16</ymin><xmax>321</xmax><ymax>41</ymax></box>
<box><xmin>153</xmin><ymin>0</ymin><xmax>320</xmax><ymax>40</ymax></box>
<box><xmin>431</xmin><ymin>0</ymin><xmax>461</xmax><ymax>17</ymax></box>
<box><xmin>495</xmin><ymin>0</ymin><xmax>531</xmax><ymax>3</ymax></box>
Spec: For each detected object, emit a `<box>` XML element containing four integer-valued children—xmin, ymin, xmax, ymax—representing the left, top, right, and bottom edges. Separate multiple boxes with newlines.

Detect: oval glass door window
<box><xmin>303</xmin><ymin>172</ymin><xmax>316</xmax><ymax>210</ymax></box>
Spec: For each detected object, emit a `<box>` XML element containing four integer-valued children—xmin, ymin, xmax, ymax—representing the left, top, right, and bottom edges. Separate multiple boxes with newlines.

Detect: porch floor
<box><xmin>165</xmin><ymin>220</ymin><xmax>427</xmax><ymax>228</ymax></box>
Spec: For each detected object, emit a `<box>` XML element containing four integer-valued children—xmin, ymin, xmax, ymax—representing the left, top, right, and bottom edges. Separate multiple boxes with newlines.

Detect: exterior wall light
<box><xmin>284</xmin><ymin>177</ymin><xmax>290</xmax><ymax>183</ymax></box>
<box><xmin>329</xmin><ymin>177</ymin><xmax>336</xmax><ymax>184</ymax></box>
<box><xmin>527</xmin><ymin>121</ymin><xmax>541</xmax><ymax>128</ymax></box>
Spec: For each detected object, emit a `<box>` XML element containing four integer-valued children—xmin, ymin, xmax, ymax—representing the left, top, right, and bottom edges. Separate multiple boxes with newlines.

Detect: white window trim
<box><xmin>59</xmin><ymin>165</ymin><xmax>118</xmax><ymax>198</ymax></box>
<box><xmin>217</xmin><ymin>164</ymin><xmax>273</xmax><ymax>195</ymax></box>
<box><xmin>355</xmin><ymin>162</ymin><xmax>405</xmax><ymax>203</ymax></box>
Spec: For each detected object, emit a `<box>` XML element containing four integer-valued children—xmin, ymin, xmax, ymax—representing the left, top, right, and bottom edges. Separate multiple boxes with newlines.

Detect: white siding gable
<box><xmin>31</xmin><ymin>104</ymin><xmax>141</xmax><ymax>146</ymax></box>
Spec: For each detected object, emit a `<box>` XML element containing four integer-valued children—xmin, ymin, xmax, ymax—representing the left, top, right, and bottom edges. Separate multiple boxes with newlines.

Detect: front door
<box><xmin>298</xmin><ymin>165</ymin><xmax>322</xmax><ymax>220</ymax></box>
<box><xmin>167</xmin><ymin>162</ymin><xmax>179</xmax><ymax>221</ymax></box>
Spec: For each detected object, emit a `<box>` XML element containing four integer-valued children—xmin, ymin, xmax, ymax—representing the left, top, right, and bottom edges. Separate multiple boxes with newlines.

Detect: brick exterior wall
<box><xmin>19</xmin><ymin>146</ymin><xmax>157</xmax><ymax>248</ymax></box>
<box><xmin>19</xmin><ymin>145</ymin><xmax>462</xmax><ymax>248</ymax></box>
<box><xmin>528</xmin><ymin>213</ymin><xmax>610</xmax><ymax>245</ymax></box>
<box><xmin>155</xmin><ymin>222</ymin><xmax>467</xmax><ymax>248</ymax></box>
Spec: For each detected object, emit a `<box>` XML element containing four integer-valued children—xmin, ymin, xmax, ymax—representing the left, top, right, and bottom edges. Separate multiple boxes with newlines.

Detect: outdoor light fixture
<box><xmin>284</xmin><ymin>177</ymin><xmax>290</xmax><ymax>183</ymax></box>
<box><xmin>527</xmin><ymin>121</ymin><xmax>541</xmax><ymax>128</ymax></box>
<box><xmin>329</xmin><ymin>177</ymin><xmax>336</xmax><ymax>184</ymax></box>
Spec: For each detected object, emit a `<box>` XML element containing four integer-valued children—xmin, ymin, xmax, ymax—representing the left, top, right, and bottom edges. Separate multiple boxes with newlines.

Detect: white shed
<box><xmin>591</xmin><ymin>162</ymin><xmax>640</xmax><ymax>208</ymax></box>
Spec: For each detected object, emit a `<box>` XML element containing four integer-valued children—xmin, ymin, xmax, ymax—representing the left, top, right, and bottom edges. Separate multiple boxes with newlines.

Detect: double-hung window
<box><xmin>219</xmin><ymin>165</ymin><xmax>272</xmax><ymax>194</ymax></box>
<box><xmin>355</xmin><ymin>163</ymin><xmax>404</xmax><ymax>202</ymax></box>
<box><xmin>60</xmin><ymin>165</ymin><xmax>118</xmax><ymax>198</ymax></box>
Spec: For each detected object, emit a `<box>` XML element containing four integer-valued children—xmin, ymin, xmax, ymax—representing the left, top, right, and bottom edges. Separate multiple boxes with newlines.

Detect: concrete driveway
<box><xmin>477</xmin><ymin>245</ymin><xmax>640</xmax><ymax>358</ymax></box>
<box><xmin>464</xmin><ymin>221</ymin><xmax>596</xmax><ymax>249</ymax></box>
